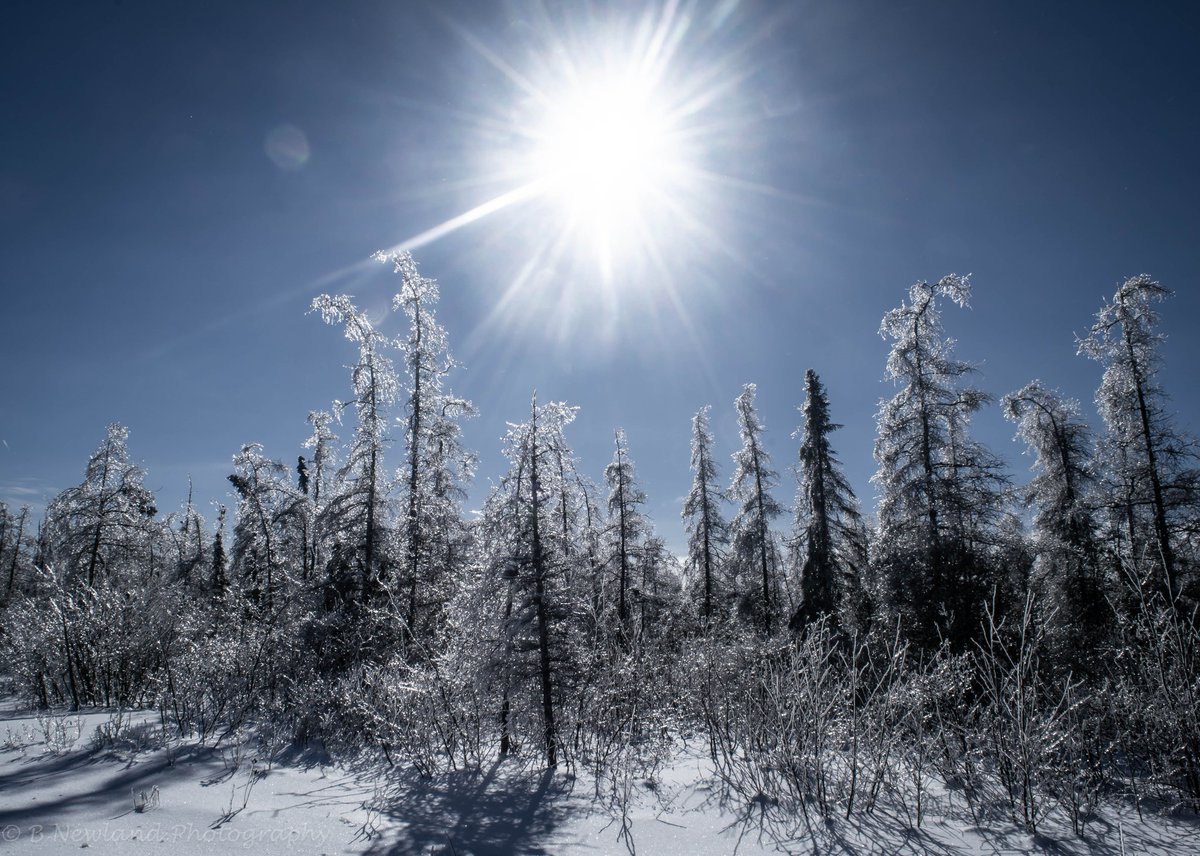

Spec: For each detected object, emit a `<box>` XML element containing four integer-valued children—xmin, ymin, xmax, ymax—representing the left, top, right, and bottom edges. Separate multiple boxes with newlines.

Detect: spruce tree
<box><xmin>682</xmin><ymin>406</ymin><xmax>730</xmax><ymax>626</ymax></box>
<box><xmin>1078</xmin><ymin>275</ymin><xmax>1199</xmax><ymax>605</ymax></box>
<box><xmin>605</xmin><ymin>429</ymin><xmax>649</xmax><ymax>634</ymax></box>
<box><xmin>790</xmin><ymin>369</ymin><xmax>866</xmax><ymax>632</ymax></box>
<box><xmin>1003</xmin><ymin>381</ymin><xmax>1107</xmax><ymax>671</ymax></box>
<box><xmin>873</xmin><ymin>276</ymin><xmax>1008</xmax><ymax>647</ymax></box>
<box><xmin>730</xmin><ymin>384</ymin><xmax>784</xmax><ymax>634</ymax></box>
<box><xmin>379</xmin><ymin>250</ymin><xmax>476</xmax><ymax>642</ymax></box>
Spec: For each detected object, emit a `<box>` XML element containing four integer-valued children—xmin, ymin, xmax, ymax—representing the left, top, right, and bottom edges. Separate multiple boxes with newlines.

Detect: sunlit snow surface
<box><xmin>1</xmin><ymin>697</ymin><xmax>1196</xmax><ymax>855</ymax></box>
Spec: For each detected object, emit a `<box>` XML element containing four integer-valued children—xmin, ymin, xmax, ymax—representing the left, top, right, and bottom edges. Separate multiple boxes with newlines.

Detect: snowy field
<box><xmin>1</xmin><ymin>697</ymin><xmax>1197</xmax><ymax>855</ymax></box>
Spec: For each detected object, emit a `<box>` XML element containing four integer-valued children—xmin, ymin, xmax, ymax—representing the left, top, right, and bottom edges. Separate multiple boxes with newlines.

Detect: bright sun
<box><xmin>379</xmin><ymin>3</ymin><xmax>738</xmax><ymax>307</ymax></box>
<box><xmin>533</xmin><ymin>71</ymin><xmax>682</xmax><ymax>244</ymax></box>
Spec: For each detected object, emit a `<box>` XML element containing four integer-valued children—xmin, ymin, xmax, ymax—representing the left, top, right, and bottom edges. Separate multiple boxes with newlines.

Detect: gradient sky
<box><xmin>2</xmin><ymin>1</ymin><xmax>1198</xmax><ymax>553</ymax></box>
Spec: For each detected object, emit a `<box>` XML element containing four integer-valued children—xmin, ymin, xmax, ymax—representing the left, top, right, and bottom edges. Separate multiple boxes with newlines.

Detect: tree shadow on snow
<box><xmin>359</xmin><ymin>760</ymin><xmax>585</xmax><ymax>856</ymax></box>
<box><xmin>0</xmin><ymin>743</ymin><xmax>213</xmax><ymax>829</ymax></box>
<box><xmin>703</xmin><ymin>775</ymin><xmax>1200</xmax><ymax>856</ymax></box>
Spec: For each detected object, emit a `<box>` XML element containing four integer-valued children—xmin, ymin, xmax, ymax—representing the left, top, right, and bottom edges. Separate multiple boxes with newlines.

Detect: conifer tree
<box><xmin>167</xmin><ymin>480</ymin><xmax>210</xmax><ymax>588</ymax></box>
<box><xmin>44</xmin><ymin>423</ymin><xmax>162</xmax><ymax>587</ymax></box>
<box><xmin>730</xmin><ymin>384</ymin><xmax>784</xmax><ymax>634</ymax></box>
<box><xmin>480</xmin><ymin>395</ymin><xmax>582</xmax><ymax>766</ymax></box>
<box><xmin>1</xmin><ymin>503</ymin><xmax>30</xmax><ymax>599</ymax></box>
<box><xmin>1079</xmin><ymin>275</ymin><xmax>1199</xmax><ymax>604</ymax></box>
<box><xmin>682</xmin><ymin>406</ymin><xmax>730</xmax><ymax>626</ymax></box>
<box><xmin>303</xmin><ymin>409</ymin><xmax>338</xmax><ymax>581</ymax></box>
<box><xmin>605</xmin><ymin>429</ymin><xmax>650</xmax><ymax>633</ymax></box>
<box><xmin>211</xmin><ymin>505</ymin><xmax>228</xmax><ymax>597</ymax></box>
<box><xmin>790</xmin><ymin>369</ymin><xmax>866</xmax><ymax>632</ymax></box>
<box><xmin>1003</xmin><ymin>381</ymin><xmax>1106</xmax><ymax>669</ymax></box>
<box><xmin>311</xmin><ymin>294</ymin><xmax>399</xmax><ymax>608</ymax></box>
<box><xmin>873</xmin><ymin>276</ymin><xmax>1008</xmax><ymax>647</ymax></box>
<box><xmin>227</xmin><ymin>444</ymin><xmax>307</xmax><ymax>612</ymax></box>
<box><xmin>378</xmin><ymin>251</ymin><xmax>476</xmax><ymax>642</ymax></box>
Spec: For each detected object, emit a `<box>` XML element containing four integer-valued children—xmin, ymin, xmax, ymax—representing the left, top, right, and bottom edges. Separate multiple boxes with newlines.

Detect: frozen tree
<box><xmin>303</xmin><ymin>410</ymin><xmax>338</xmax><ymax>507</ymax></box>
<box><xmin>165</xmin><ymin>479</ymin><xmax>210</xmax><ymax>588</ymax></box>
<box><xmin>730</xmin><ymin>384</ymin><xmax>784</xmax><ymax>634</ymax></box>
<box><xmin>379</xmin><ymin>251</ymin><xmax>476</xmax><ymax>642</ymax></box>
<box><xmin>1078</xmin><ymin>275</ymin><xmax>1199</xmax><ymax>604</ymax></box>
<box><xmin>480</xmin><ymin>395</ymin><xmax>583</xmax><ymax>766</ymax></box>
<box><xmin>311</xmin><ymin>293</ymin><xmax>399</xmax><ymax>608</ymax></box>
<box><xmin>528</xmin><ymin>402</ymin><xmax>603</xmax><ymax>624</ymax></box>
<box><xmin>1003</xmin><ymin>381</ymin><xmax>1107</xmax><ymax>669</ymax></box>
<box><xmin>574</xmin><ymin>471</ymin><xmax>607</xmax><ymax>629</ymax></box>
<box><xmin>227</xmin><ymin>444</ymin><xmax>307</xmax><ymax>612</ymax></box>
<box><xmin>1</xmin><ymin>502</ymin><xmax>31</xmax><ymax>599</ymax></box>
<box><xmin>302</xmin><ymin>410</ymin><xmax>338</xmax><ymax>581</ymax></box>
<box><xmin>873</xmin><ymin>276</ymin><xmax>1009</xmax><ymax>647</ymax></box>
<box><xmin>211</xmin><ymin>504</ymin><xmax>228</xmax><ymax>597</ymax></box>
<box><xmin>605</xmin><ymin>429</ymin><xmax>650</xmax><ymax>634</ymax></box>
<box><xmin>44</xmin><ymin>423</ymin><xmax>163</xmax><ymax>587</ymax></box>
<box><xmin>682</xmin><ymin>406</ymin><xmax>730</xmax><ymax>626</ymax></box>
<box><xmin>790</xmin><ymin>369</ymin><xmax>867</xmax><ymax>633</ymax></box>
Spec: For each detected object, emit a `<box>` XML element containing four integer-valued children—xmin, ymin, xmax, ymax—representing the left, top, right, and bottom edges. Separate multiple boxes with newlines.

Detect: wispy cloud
<box><xmin>0</xmin><ymin>477</ymin><xmax>56</xmax><ymax>515</ymax></box>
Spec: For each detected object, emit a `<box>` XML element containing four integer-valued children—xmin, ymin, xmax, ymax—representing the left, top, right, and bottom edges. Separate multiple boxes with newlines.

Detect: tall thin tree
<box><xmin>682</xmin><ymin>406</ymin><xmax>730</xmax><ymax>626</ymax></box>
<box><xmin>1078</xmin><ymin>275</ymin><xmax>1198</xmax><ymax>604</ymax></box>
<box><xmin>730</xmin><ymin>384</ymin><xmax>784</xmax><ymax>635</ymax></box>
<box><xmin>873</xmin><ymin>275</ymin><xmax>1008</xmax><ymax>646</ymax></box>
<box><xmin>790</xmin><ymin>369</ymin><xmax>866</xmax><ymax>632</ymax></box>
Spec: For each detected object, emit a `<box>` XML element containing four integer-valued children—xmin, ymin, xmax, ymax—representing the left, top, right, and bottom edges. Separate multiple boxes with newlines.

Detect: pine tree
<box><xmin>480</xmin><ymin>394</ymin><xmax>582</xmax><ymax>766</ymax></box>
<box><xmin>211</xmin><ymin>505</ymin><xmax>228</xmax><ymax>597</ymax></box>
<box><xmin>378</xmin><ymin>251</ymin><xmax>476</xmax><ymax>642</ymax></box>
<box><xmin>790</xmin><ymin>369</ymin><xmax>866</xmax><ymax>632</ymax></box>
<box><xmin>227</xmin><ymin>444</ymin><xmax>307</xmax><ymax>612</ymax></box>
<box><xmin>302</xmin><ymin>409</ymin><xmax>338</xmax><ymax>581</ymax></box>
<box><xmin>44</xmin><ymin>423</ymin><xmax>163</xmax><ymax>587</ymax></box>
<box><xmin>1003</xmin><ymin>381</ymin><xmax>1107</xmax><ymax>670</ymax></box>
<box><xmin>873</xmin><ymin>276</ymin><xmax>1009</xmax><ymax>647</ymax></box>
<box><xmin>730</xmin><ymin>384</ymin><xmax>784</xmax><ymax>634</ymax></box>
<box><xmin>1078</xmin><ymin>275</ymin><xmax>1199</xmax><ymax>605</ymax></box>
<box><xmin>682</xmin><ymin>405</ymin><xmax>730</xmax><ymax>626</ymax></box>
<box><xmin>605</xmin><ymin>429</ymin><xmax>650</xmax><ymax>634</ymax></box>
<box><xmin>311</xmin><ymin>294</ymin><xmax>399</xmax><ymax>608</ymax></box>
<box><xmin>1</xmin><ymin>502</ymin><xmax>31</xmax><ymax>599</ymax></box>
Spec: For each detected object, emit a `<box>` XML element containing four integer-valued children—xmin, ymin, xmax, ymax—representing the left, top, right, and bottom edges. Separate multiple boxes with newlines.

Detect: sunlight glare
<box><xmin>534</xmin><ymin>71</ymin><xmax>682</xmax><ymax>244</ymax></box>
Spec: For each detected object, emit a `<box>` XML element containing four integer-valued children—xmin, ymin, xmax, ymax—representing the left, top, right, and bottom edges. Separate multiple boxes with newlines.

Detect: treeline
<box><xmin>0</xmin><ymin>258</ymin><xmax>1197</xmax><ymax>831</ymax></box>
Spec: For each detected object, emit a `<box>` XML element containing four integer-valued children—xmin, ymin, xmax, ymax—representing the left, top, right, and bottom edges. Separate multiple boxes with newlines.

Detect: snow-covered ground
<box><xmin>1</xmin><ymin>698</ymin><xmax>1196</xmax><ymax>855</ymax></box>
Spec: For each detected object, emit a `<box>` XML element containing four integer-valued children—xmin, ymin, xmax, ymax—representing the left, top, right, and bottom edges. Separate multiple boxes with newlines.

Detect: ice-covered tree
<box><xmin>311</xmin><ymin>293</ymin><xmax>399</xmax><ymax>608</ymax></box>
<box><xmin>1003</xmin><ymin>381</ymin><xmax>1107</xmax><ymax>668</ymax></box>
<box><xmin>379</xmin><ymin>251</ymin><xmax>476</xmax><ymax>642</ymax></box>
<box><xmin>605</xmin><ymin>429</ymin><xmax>650</xmax><ymax>633</ymax></box>
<box><xmin>227</xmin><ymin>444</ymin><xmax>307</xmax><ymax>612</ymax></box>
<box><xmin>1</xmin><ymin>502</ymin><xmax>32</xmax><ymax>599</ymax></box>
<box><xmin>790</xmin><ymin>369</ymin><xmax>866</xmax><ymax>633</ymax></box>
<box><xmin>730</xmin><ymin>384</ymin><xmax>784</xmax><ymax>634</ymax></box>
<box><xmin>301</xmin><ymin>409</ymin><xmax>338</xmax><ymax>581</ymax></box>
<box><xmin>480</xmin><ymin>395</ymin><xmax>583</xmax><ymax>766</ymax></box>
<box><xmin>873</xmin><ymin>275</ymin><xmax>1009</xmax><ymax>647</ymax></box>
<box><xmin>44</xmin><ymin>423</ymin><xmax>163</xmax><ymax>587</ymax></box>
<box><xmin>682</xmin><ymin>405</ymin><xmax>730</xmax><ymax>626</ymax></box>
<box><xmin>1078</xmin><ymin>275</ymin><xmax>1199</xmax><ymax>604</ymax></box>
<box><xmin>211</xmin><ymin>504</ymin><xmax>228</xmax><ymax>597</ymax></box>
<box><xmin>166</xmin><ymin>479</ymin><xmax>210</xmax><ymax>588</ymax></box>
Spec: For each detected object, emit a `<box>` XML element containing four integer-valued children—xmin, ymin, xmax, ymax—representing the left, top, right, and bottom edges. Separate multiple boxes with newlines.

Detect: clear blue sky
<box><xmin>2</xmin><ymin>1</ymin><xmax>1198</xmax><ymax>553</ymax></box>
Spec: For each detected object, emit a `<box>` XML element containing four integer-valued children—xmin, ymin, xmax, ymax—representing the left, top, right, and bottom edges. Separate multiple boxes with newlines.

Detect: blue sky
<box><xmin>2</xmin><ymin>1</ymin><xmax>1198</xmax><ymax>553</ymax></box>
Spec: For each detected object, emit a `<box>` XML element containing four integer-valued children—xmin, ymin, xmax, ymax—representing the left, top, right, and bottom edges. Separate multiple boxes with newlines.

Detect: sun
<box><xmin>374</xmin><ymin>2</ymin><xmax>754</xmax><ymax>336</ymax></box>
<box><xmin>531</xmin><ymin>68</ymin><xmax>684</xmax><ymax>252</ymax></box>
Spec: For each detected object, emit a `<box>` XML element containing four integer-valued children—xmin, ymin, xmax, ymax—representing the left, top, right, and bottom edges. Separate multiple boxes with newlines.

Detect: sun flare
<box><xmin>379</xmin><ymin>2</ymin><xmax>749</xmax><ymax>333</ymax></box>
<box><xmin>533</xmin><ymin>71</ymin><xmax>682</xmax><ymax>240</ymax></box>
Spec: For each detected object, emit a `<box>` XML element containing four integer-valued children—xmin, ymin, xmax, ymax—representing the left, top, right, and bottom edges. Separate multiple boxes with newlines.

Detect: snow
<box><xmin>2</xmin><ymin>698</ymin><xmax>1196</xmax><ymax>855</ymax></box>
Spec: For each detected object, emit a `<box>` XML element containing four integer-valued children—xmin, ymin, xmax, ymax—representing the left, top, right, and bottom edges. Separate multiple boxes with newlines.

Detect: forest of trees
<box><xmin>1</xmin><ymin>259</ymin><xmax>1197</xmax><ymax>833</ymax></box>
